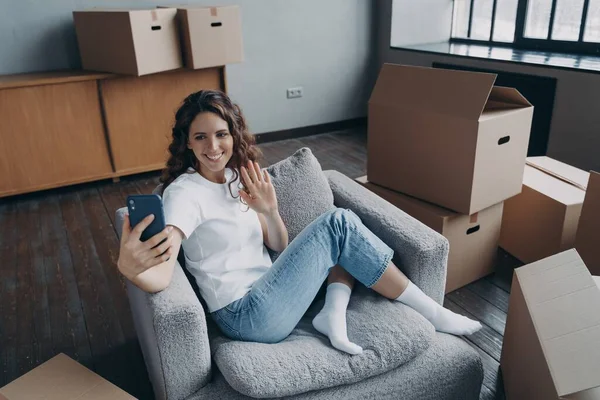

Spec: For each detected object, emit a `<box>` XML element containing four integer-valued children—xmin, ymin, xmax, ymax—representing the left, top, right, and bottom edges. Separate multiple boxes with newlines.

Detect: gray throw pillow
<box><xmin>265</xmin><ymin>147</ymin><xmax>335</xmax><ymax>259</ymax></box>
<box><xmin>212</xmin><ymin>284</ymin><xmax>435</xmax><ymax>398</ymax></box>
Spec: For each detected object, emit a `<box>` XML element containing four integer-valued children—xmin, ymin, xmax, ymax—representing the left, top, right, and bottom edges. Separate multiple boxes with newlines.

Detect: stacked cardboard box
<box><xmin>356</xmin><ymin>176</ymin><xmax>503</xmax><ymax>293</ymax></box>
<box><xmin>73</xmin><ymin>6</ymin><xmax>244</xmax><ymax>76</ymax></box>
<box><xmin>500</xmin><ymin>156</ymin><xmax>590</xmax><ymax>264</ymax></box>
<box><xmin>173</xmin><ymin>5</ymin><xmax>244</xmax><ymax>70</ymax></box>
<box><xmin>360</xmin><ymin>63</ymin><xmax>534</xmax><ymax>292</ymax></box>
<box><xmin>501</xmin><ymin>249</ymin><xmax>600</xmax><ymax>399</ymax></box>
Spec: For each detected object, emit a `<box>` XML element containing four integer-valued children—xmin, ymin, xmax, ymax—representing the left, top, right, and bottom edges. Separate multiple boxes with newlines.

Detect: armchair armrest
<box><xmin>116</xmin><ymin>208</ymin><xmax>211</xmax><ymax>400</ymax></box>
<box><xmin>324</xmin><ymin>171</ymin><xmax>449</xmax><ymax>305</ymax></box>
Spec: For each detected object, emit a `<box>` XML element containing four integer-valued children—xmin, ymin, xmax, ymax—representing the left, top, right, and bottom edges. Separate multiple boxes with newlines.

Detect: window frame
<box><xmin>450</xmin><ymin>0</ymin><xmax>600</xmax><ymax>56</ymax></box>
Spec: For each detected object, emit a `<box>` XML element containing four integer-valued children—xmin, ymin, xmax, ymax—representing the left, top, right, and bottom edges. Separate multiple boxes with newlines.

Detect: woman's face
<box><xmin>187</xmin><ymin>112</ymin><xmax>234</xmax><ymax>183</ymax></box>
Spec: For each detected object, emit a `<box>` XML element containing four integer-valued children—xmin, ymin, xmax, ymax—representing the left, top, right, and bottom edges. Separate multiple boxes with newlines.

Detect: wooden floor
<box><xmin>0</xmin><ymin>127</ymin><xmax>520</xmax><ymax>399</ymax></box>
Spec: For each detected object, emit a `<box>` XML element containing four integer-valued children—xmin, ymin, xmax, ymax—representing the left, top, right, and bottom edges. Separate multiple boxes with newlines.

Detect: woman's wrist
<box><xmin>126</xmin><ymin>268</ymin><xmax>168</xmax><ymax>293</ymax></box>
<box><xmin>118</xmin><ymin>262</ymin><xmax>137</xmax><ymax>283</ymax></box>
<box><xmin>263</xmin><ymin>208</ymin><xmax>280</xmax><ymax>219</ymax></box>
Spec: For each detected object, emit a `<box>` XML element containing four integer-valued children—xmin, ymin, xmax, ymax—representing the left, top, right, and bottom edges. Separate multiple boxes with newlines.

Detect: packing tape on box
<box><xmin>525</xmin><ymin>160</ymin><xmax>588</xmax><ymax>191</ymax></box>
<box><xmin>210</xmin><ymin>7</ymin><xmax>218</xmax><ymax>16</ymax></box>
<box><xmin>470</xmin><ymin>212</ymin><xmax>478</xmax><ymax>223</ymax></box>
<box><xmin>151</xmin><ymin>10</ymin><xmax>157</xmax><ymax>21</ymax></box>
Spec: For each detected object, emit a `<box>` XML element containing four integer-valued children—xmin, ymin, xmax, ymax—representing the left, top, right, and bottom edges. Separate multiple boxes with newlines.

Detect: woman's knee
<box><xmin>324</xmin><ymin>208</ymin><xmax>359</xmax><ymax>227</ymax></box>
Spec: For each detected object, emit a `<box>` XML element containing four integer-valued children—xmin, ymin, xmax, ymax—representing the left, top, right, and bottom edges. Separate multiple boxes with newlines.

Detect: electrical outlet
<box><xmin>286</xmin><ymin>87</ymin><xmax>303</xmax><ymax>99</ymax></box>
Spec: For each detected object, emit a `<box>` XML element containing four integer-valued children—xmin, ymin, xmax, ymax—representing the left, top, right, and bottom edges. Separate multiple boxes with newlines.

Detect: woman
<box><xmin>117</xmin><ymin>90</ymin><xmax>481</xmax><ymax>355</ymax></box>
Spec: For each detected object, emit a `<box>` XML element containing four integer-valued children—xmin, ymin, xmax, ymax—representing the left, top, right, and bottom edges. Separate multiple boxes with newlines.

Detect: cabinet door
<box><xmin>0</xmin><ymin>81</ymin><xmax>114</xmax><ymax>197</ymax></box>
<box><xmin>100</xmin><ymin>67</ymin><xmax>224</xmax><ymax>175</ymax></box>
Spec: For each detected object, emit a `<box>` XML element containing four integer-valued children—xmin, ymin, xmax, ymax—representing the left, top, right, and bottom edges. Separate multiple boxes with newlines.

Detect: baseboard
<box><xmin>254</xmin><ymin>117</ymin><xmax>367</xmax><ymax>144</ymax></box>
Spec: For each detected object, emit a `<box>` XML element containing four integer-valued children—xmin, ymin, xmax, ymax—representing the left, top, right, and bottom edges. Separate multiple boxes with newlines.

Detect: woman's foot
<box><xmin>312</xmin><ymin>283</ymin><xmax>363</xmax><ymax>355</ymax></box>
<box><xmin>312</xmin><ymin>309</ymin><xmax>363</xmax><ymax>355</ymax></box>
<box><xmin>396</xmin><ymin>281</ymin><xmax>482</xmax><ymax>336</ymax></box>
<box><xmin>428</xmin><ymin>307</ymin><xmax>482</xmax><ymax>335</ymax></box>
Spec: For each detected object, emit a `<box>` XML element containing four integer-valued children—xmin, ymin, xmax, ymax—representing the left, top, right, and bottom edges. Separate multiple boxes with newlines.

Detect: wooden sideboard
<box><xmin>0</xmin><ymin>67</ymin><xmax>226</xmax><ymax>198</ymax></box>
<box><xmin>100</xmin><ymin>68</ymin><xmax>224</xmax><ymax>176</ymax></box>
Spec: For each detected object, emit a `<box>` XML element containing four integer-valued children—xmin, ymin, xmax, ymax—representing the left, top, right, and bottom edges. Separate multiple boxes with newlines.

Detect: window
<box><xmin>451</xmin><ymin>0</ymin><xmax>600</xmax><ymax>55</ymax></box>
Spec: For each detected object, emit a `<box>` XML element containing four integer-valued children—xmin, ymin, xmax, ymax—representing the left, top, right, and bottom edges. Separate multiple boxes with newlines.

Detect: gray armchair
<box><xmin>115</xmin><ymin>169</ymin><xmax>483</xmax><ymax>400</ymax></box>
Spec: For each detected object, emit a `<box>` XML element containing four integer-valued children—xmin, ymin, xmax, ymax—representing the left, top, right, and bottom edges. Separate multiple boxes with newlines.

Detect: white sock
<box><xmin>312</xmin><ymin>283</ymin><xmax>363</xmax><ymax>355</ymax></box>
<box><xmin>395</xmin><ymin>281</ymin><xmax>482</xmax><ymax>336</ymax></box>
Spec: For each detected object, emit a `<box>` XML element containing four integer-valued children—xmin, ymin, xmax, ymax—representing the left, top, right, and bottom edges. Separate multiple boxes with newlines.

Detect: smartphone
<box><xmin>126</xmin><ymin>194</ymin><xmax>167</xmax><ymax>243</ymax></box>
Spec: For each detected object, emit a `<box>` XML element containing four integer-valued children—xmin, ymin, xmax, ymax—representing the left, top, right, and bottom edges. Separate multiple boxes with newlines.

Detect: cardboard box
<box><xmin>0</xmin><ymin>353</ymin><xmax>136</xmax><ymax>399</ymax></box>
<box><xmin>356</xmin><ymin>176</ymin><xmax>503</xmax><ymax>293</ymax></box>
<box><xmin>500</xmin><ymin>156</ymin><xmax>589</xmax><ymax>264</ymax></box>
<box><xmin>500</xmin><ymin>249</ymin><xmax>600</xmax><ymax>399</ymax></box>
<box><xmin>367</xmin><ymin>63</ymin><xmax>533</xmax><ymax>215</ymax></box>
<box><xmin>73</xmin><ymin>8</ymin><xmax>183</xmax><ymax>76</ymax></box>
<box><xmin>576</xmin><ymin>171</ymin><xmax>600</xmax><ymax>275</ymax></box>
<box><xmin>175</xmin><ymin>5</ymin><xmax>244</xmax><ymax>69</ymax></box>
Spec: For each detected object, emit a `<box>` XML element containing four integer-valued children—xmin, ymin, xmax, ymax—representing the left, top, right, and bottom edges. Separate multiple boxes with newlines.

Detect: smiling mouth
<box><xmin>205</xmin><ymin>152</ymin><xmax>224</xmax><ymax>161</ymax></box>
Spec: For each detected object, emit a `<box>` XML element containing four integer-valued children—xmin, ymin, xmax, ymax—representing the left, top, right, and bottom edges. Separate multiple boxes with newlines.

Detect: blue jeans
<box><xmin>210</xmin><ymin>208</ymin><xmax>394</xmax><ymax>343</ymax></box>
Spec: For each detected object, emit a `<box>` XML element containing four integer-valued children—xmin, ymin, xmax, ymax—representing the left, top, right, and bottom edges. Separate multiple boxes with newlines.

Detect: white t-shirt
<box><xmin>162</xmin><ymin>168</ymin><xmax>273</xmax><ymax>312</ymax></box>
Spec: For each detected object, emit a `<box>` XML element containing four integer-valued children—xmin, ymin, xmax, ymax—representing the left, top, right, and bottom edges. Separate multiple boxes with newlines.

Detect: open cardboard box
<box><xmin>73</xmin><ymin>8</ymin><xmax>183</xmax><ymax>76</ymax></box>
<box><xmin>501</xmin><ymin>249</ymin><xmax>600</xmax><ymax>399</ymax></box>
<box><xmin>576</xmin><ymin>171</ymin><xmax>600</xmax><ymax>275</ymax></box>
<box><xmin>367</xmin><ymin>63</ymin><xmax>533</xmax><ymax>215</ymax></box>
<box><xmin>500</xmin><ymin>156</ymin><xmax>589</xmax><ymax>264</ymax></box>
<box><xmin>0</xmin><ymin>354</ymin><xmax>136</xmax><ymax>400</ymax></box>
<box><xmin>356</xmin><ymin>176</ymin><xmax>503</xmax><ymax>293</ymax></box>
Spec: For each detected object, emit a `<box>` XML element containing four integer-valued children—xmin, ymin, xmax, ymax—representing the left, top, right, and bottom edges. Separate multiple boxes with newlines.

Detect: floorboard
<box><xmin>0</xmin><ymin>202</ymin><xmax>18</xmax><ymax>385</ymax></box>
<box><xmin>25</xmin><ymin>199</ymin><xmax>53</xmax><ymax>369</ymax></box>
<box><xmin>446</xmin><ymin>287</ymin><xmax>506</xmax><ymax>336</ymax></box>
<box><xmin>0</xmin><ymin>128</ymin><xmax>516</xmax><ymax>399</ymax></box>
<box><xmin>60</xmin><ymin>190</ymin><xmax>122</xmax><ymax>362</ymax></box>
<box><xmin>480</xmin><ymin>383</ymin><xmax>498</xmax><ymax>400</ymax></box>
<box><xmin>15</xmin><ymin>200</ymin><xmax>36</xmax><ymax>376</ymax></box>
<box><xmin>444</xmin><ymin>298</ymin><xmax>504</xmax><ymax>361</ymax></box>
<box><xmin>467</xmin><ymin>279</ymin><xmax>510</xmax><ymax>314</ymax></box>
<box><xmin>97</xmin><ymin>180</ymin><xmax>129</xmax><ymax>234</ymax></box>
<box><xmin>473</xmin><ymin>343</ymin><xmax>501</xmax><ymax>396</ymax></box>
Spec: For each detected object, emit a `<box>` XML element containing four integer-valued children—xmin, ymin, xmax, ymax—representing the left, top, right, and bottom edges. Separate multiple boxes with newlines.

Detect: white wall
<box><xmin>0</xmin><ymin>0</ymin><xmax>377</xmax><ymax>134</ymax></box>
<box><xmin>378</xmin><ymin>0</ymin><xmax>600</xmax><ymax>173</ymax></box>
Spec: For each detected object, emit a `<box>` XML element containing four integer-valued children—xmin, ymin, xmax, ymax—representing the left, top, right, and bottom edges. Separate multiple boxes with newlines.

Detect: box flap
<box><xmin>523</xmin><ymin>164</ymin><xmax>586</xmax><ymax>206</ymax></box>
<box><xmin>526</xmin><ymin>156</ymin><xmax>589</xmax><ymax>191</ymax></box>
<box><xmin>488</xmin><ymin>86</ymin><xmax>532</xmax><ymax>107</ymax></box>
<box><xmin>369</xmin><ymin>63</ymin><xmax>497</xmax><ymax>120</ymax></box>
<box><xmin>516</xmin><ymin>249</ymin><xmax>600</xmax><ymax>397</ymax></box>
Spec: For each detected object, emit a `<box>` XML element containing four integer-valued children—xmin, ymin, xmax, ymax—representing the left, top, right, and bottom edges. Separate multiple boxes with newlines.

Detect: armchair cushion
<box><xmin>211</xmin><ymin>284</ymin><xmax>435</xmax><ymax>398</ymax></box>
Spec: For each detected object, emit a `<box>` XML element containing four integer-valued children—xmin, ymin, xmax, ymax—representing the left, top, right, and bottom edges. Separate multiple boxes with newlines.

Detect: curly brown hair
<box><xmin>160</xmin><ymin>90</ymin><xmax>262</xmax><ymax>197</ymax></box>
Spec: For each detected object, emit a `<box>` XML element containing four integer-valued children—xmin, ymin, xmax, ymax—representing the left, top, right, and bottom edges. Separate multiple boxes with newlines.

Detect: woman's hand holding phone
<box><xmin>117</xmin><ymin>213</ymin><xmax>174</xmax><ymax>281</ymax></box>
